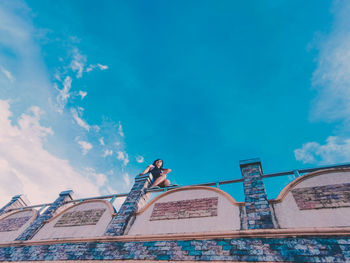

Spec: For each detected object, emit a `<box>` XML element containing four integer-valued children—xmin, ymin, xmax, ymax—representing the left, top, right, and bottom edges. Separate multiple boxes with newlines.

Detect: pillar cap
<box><xmin>239</xmin><ymin>158</ymin><xmax>263</xmax><ymax>173</ymax></box>
<box><xmin>59</xmin><ymin>190</ymin><xmax>74</xmax><ymax>199</ymax></box>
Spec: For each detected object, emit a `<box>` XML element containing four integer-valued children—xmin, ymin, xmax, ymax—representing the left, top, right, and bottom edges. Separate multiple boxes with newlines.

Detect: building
<box><xmin>0</xmin><ymin>159</ymin><xmax>349</xmax><ymax>262</ymax></box>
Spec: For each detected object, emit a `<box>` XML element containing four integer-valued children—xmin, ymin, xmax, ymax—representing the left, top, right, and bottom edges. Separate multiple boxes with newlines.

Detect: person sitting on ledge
<box><xmin>139</xmin><ymin>159</ymin><xmax>174</xmax><ymax>188</ymax></box>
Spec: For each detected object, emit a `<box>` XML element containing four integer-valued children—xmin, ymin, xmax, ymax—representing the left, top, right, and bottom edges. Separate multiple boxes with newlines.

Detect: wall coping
<box><xmin>136</xmin><ymin>186</ymin><xmax>244</xmax><ymax>215</ymax></box>
<box><xmin>0</xmin><ymin>227</ymin><xmax>349</xmax><ymax>247</ymax></box>
<box><xmin>44</xmin><ymin>199</ymin><xmax>115</xmax><ymax>224</ymax></box>
<box><xmin>269</xmin><ymin>167</ymin><xmax>350</xmax><ymax>204</ymax></box>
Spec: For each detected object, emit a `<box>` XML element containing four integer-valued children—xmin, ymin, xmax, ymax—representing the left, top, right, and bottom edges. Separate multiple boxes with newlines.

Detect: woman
<box><xmin>139</xmin><ymin>159</ymin><xmax>172</xmax><ymax>188</ymax></box>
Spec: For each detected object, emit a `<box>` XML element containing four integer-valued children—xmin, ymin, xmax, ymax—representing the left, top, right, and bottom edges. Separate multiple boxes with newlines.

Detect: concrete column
<box><xmin>15</xmin><ymin>190</ymin><xmax>73</xmax><ymax>241</ymax></box>
<box><xmin>240</xmin><ymin>158</ymin><xmax>274</xmax><ymax>229</ymax></box>
<box><xmin>0</xmin><ymin>195</ymin><xmax>29</xmax><ymax>216</ymax></box>
<box><xmin>105</xmin><ymin>174</ymin><xmax>153</xmax><ymax>236</ymax></box>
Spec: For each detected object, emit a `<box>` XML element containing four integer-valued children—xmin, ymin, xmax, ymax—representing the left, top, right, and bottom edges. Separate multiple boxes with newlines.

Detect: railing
<box><xmin>5</xmin><ymin>162</ymin><xmax>350</xmax><ymax>212</ymax></box>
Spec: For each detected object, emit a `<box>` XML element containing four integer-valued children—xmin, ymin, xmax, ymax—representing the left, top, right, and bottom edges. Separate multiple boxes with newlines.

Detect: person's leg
<box><xmin>151</xmin><ymin>175</ymin><xmax>167</xmax><ymax>187</ymax></box>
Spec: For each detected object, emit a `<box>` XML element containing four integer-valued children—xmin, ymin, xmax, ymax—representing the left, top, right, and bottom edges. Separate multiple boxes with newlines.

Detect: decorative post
<box><xmin>15</xmin><ymin>190</ymin><xmax>73</xmax><ymax>241</ymax></box>
<box><xmin>0</xmin><ymin>195</ymin><xmax>28</xmax><ymax>216</ymax></box>
<box><xmin>105</xmin><ymin>174</ymin><xmax>153</xmax><ymax>236</ymax></box>
<box><xmin>240</xmin><ymin>158</ymin><xmax>274</xmax><ymax>229</ymax></box>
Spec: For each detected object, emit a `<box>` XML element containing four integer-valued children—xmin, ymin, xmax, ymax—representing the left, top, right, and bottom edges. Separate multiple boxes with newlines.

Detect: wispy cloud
<box><xmin>118</xmin><ymin>121</ymin><xmax>125</xmax><ymax>137</ymax></box>
<box><xmin>103</xmin><ymin>149</ymin><xmax>113</xmax><ymax>157</ymax></box>
<box><xmin>55</xmin><ymin>76</ymin><xmax>72</xmax><ymax>113</ymax></box>
<box><xmin>136</xmin><ymin>155</ymin><xmax>144</xmax><ymax>163</ymax></box>
<box><xmin>70</xmin><ymin>48</ymin><xmax>86</xmax><ymax>79</ymax></box>
<box><xmin>0</xmin><ymin>66</ymin><xmax>15</xmax><ymax>82</ymax></box>
<box><xmin>71</xmin><ymin>108</ymin><xmax>90</xmax><ymax>131</ymax></box>
<box><xmin>117</xmin><ymin>151</ymin><xmax>129</xmax><ymax>166</ymax></box>
<box><xmin>86</xmin><ymin>63</ymin><xmax>108</xmax><ymax>72</ymax></box>
<box><xmin>123</xmin><ymin>173</ymin><xmax>131</xmax><ymax>188</ymax></box>
<box><xmin>78</xmin><ymin>140</ymin><xmax>93</xmax><ymax>155</ymax></box>
<box><xmin>0</xmin><ymin>100</ymin><xmax>102</xmax><ymax>204</ymax></box>
<box><xmin>78</xmin><ymin>90</ymin><xmax>87</xmax><ymax>100</ymax></box>
<box><xmin>99</xmin><ymin>137</ymin><xmax>105</xmax><ymax>145</ymax></box>
<box><xmin>295</xmin><ymin>1</ymin><xmax>350</xmax><ymax>165</ymax></box>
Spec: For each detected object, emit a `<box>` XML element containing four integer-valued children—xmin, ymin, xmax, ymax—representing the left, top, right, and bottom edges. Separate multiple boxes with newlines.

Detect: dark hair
<box><xmin>152</xmin><ymin>159</ymin><xmax>163</xmax><ymax>169</ymax></box>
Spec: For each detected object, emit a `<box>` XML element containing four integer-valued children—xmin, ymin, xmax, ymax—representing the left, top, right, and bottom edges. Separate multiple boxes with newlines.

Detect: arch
<box><xmin>0</xmin><ymin>209</ymin><xmax>37</xmax><ymax>224</ymax></box>
<box><xmin>270</xmin><ymin>167</ymin><xmax>350</xmax><ymax>204</ymax></box>
<box><xmin>44</xmin><ymin>199</ymin><xmax>115</xmax><ymax>223</ymax></box>
<box><xmin>137</xmin><ymin>185</ymin><xmax>243</xmax><ymax>215</ymax></box>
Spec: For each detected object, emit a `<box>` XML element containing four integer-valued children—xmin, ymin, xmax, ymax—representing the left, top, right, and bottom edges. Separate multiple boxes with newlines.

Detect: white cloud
<box><xmin>78</xmin><ymin>90</ymin><xmax>87</xmax><ymax>100</ymax></box>
<box><xmin>311</xmin><ymin>2</ymin><xmax>350</xmax><ymax>122</ymax></box>
<box><xmin>0</xmin><ymin>100</ymin><xmax>102</xmax><ymax>205</ymax></box>
<box><xmin>118</xmin><ymin>121</ymin><xmax>125</xmax><ymax>137</ymax></box>
<box><xmin>0</xmin><ymin>66</ymin><xmax>15</xmax><ymax>82</ymax></box>
<box><xmin>99</xmin><ymin>137</ymin><xmax>105</xmax><ymax>146</ymax></box>
<box><xmin>85</xmin><ymin>168</ymin><xmax>107</xmax><ymax>187</ymax></box>
<box><xmin>123</xmin><ymin>173</ymin><xmax>131</xmax><ymax>188</ymax></box>
<box><xmin>117</xmin><ymin>151</ymin><xmax>129</xmax><ymax>166</ymax></box>
<box><xmin>295</xmin><ymin>1</ymin><xmax>350</xmax><ymax>165</ymax></box>
<box><xmin>71</xmin><ymin>108</ymin><xmax>90</xmax><ymax>131</ymax></box>
<box><xmin>103</xmin><ymin>149</ymin><xmax>113</xmax><ymax>157</ymax></box>
<box><xmin>55</xmin><ymin>76</ymin><xmax>72</xmax><ymax>113</ymax></box>
<box><xmin>78</xmin><ymin>140</ymin><xmax>93</xmax><ymax>155</ymax></box>
<box><xmin>70</xmin><ymin>48</ymin><xmax>86</xmax><ymax>79</ymax></box>
<box><xmin>97</xmin><ymin>64</ymin><xmax>108</xmax><ymax>70</ymax></box>
<box><xmin>295</xmin><ymin>136</ymin><xmax>350</xmax><ymax>165</ymax></box>
<box><xmin>136</xmin><ymin>155</ymin><xmax>144</xmax><ymax>163</ymax></box>
<box><xmin>86</xmin><ymin>63</ymin><xmax>108</xmax><ymax>72</ymax></box>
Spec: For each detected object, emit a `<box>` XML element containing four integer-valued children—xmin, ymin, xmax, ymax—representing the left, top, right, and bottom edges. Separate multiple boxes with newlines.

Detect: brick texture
<box><xmin>292</xmin><ymin>183</ymin><xmax>350</xmax><ymax>210</ymax></box>
<box><xmin>0</xmin><ymin>216</ymin><xmax>31</xmax><ymax>232</ymax></box>
<box><xmin>15</xmin><ymin>191</ymin><xmax>73</xmax><ymax>241</ymax></box>
<box><xmin>0</xmin><ymin>236</ymin><xmax>349</xmax><ymax>262</ymax></box>
<box><xmin>54</xmin><ymin>209</ymin><xmax>106</xmax><ymax>227</ymax></box>
<box><xmin>150</xmin><ymin>197</ymin><xmax>218</xmax><ymax>221</ymax></box>
<box><xmin>104</xmin><ymin>175</ymin><xmax>152</xmax><ymax>236</ymax></box>
<box><xmin>241</xmin><ymin>163</ymin><xmax>274</xmax><ymax>229</ymax></box>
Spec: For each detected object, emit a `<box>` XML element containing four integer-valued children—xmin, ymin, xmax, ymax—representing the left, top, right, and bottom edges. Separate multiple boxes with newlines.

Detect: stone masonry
<box><xmin>240</xmin><ymin>159</ymin><xmax>274</xmax><ymax>229</ymax></box>
<box><xmin>0</xmin><ymin>236</ymin><xmax>349</xmax><ymax>262</ymax></box>
<box><xmin>104</xmin><ymin>174</ymin><xmax>152</xmax><ymax>236</ymax></box>
<box><xmin>15</xmin><ymin>190</ymin><xmax>73</xmax><ymax>241</ymax></box>
<box><xmin>0</xmin><ymin>216</ymin><xmax>31</xmax><ymax>232</ymax></box>
<box><xmin>150</xmin><ymin>197</ymin><xmax>218</xmax><ymax>221</ymax></box>
<box><xmin>292</xmin><ymin>183</ymin><xmax>350</xmax><ymax>210</ymax></box>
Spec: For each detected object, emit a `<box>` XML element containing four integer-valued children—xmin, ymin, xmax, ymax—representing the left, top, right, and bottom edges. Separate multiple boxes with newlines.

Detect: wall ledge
<box><xmin>1</xmin><ymin>227</ymin><xmax>349</xmax><ymax>247</ymax></box>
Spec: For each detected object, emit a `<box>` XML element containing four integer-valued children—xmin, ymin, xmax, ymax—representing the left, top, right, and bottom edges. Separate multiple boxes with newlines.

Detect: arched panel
<box><xmin>271</xmin><ymin>168</ymin><xmax>350</xmax><ymax>228</ymax></box>
<box><xmin>128</xmin><ymin>186</ymin><xmax>243</xmax><ymax>235</ymax></box>
<box><xmin>32</xmin><ymin>200</ymin><xmax>114</xmax><ymax>240</ymax></box>
<box><xmin>0</xmin><ymin>209</ymin><xmax>37</xmax><ymax>243</ymax></box>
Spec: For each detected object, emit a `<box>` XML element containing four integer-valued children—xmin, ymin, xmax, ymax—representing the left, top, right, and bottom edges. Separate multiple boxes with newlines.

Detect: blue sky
<box><xmin>1</xmin><ymin>0</ymin><xmax>350</xmax><ymax>206</ymax></box>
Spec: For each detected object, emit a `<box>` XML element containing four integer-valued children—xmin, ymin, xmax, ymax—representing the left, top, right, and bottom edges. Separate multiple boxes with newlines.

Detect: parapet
<box><xmin>0</xmin><ymin>160</ymin><xmax>349</xmax><ymax>262</ymax></box>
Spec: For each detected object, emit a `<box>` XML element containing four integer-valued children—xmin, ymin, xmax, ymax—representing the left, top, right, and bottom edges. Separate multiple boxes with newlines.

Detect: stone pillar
<box><xmin>105</xmin><ymin>174</ymin><xmax>153</xmax><ymax>236</ymax></box>
<box><xmin>15</xmin><ymin>190</ymin><xmax>73</xmax><ymax>241</ymax></box>
<box><xmin>0</xmin><ymin>195</ymin><xmax>29</xmax><ymax>216</ymax></box>
<box><xmin>240</xmin><ymin>158</ymin><xmax>274</xmax><ymax>229</ymax></box>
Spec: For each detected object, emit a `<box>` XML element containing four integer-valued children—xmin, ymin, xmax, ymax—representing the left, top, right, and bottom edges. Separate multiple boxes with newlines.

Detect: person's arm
<box><xmin>161</xmin><ymin>168</ymin><xmax>172</xmax><ymax>175</ymax></box>
<box><xmin>139</xmin><ymin>165</ymin><xmax>153</xmax><ymax>176</ymax></box>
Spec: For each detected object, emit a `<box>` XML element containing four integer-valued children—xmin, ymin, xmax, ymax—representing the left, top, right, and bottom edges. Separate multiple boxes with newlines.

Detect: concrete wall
<box><xmin>0</xmin><ymin>209</ymin><xmax>37</xmax><ymax>243</ymax></box>
<box><xmin>32</xmin><ymin>200</ymin><xmax>113</xmax><ymax>240</ymax></box>
<box><xmin>128</xmin><ymin>186</ymin><xmax>241</xmax><ymax>235</ymax></box>
<box><xmin>273</xmin><ymin>169</ymin><xmax>350</xmax><ymax>228</ymax></box>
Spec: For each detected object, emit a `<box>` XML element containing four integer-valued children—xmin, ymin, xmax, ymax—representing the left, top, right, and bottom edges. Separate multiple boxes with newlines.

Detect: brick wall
<box><xmin>0</xmin><ymin>216</ymin><xmax>31</xmax><ymax>232</ymax></box>
<box><xmin>54</xmin><ymin>209</ymin><xmax>106</xmax><ymax>227</ymax></box>
<box><xmin>150</xmin><ymin>197</ymin><xmax>218</xmax><ymax>221</ymax></box>
<box><xmin>0</xmin><ymin>236</ymin><xmax>349</xmax><ymax>262</ymax></box>
<box><xmin>292</xmin><ymin>183</ymin><xmax>350</xmax><ymax>210</ymax></box>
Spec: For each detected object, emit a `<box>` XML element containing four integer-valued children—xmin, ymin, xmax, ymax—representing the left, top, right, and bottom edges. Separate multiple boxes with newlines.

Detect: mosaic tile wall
<box><xmin>292</xmin><ymin>183</ymin><xmax>350</xmax><ymax>210</ymax></box>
